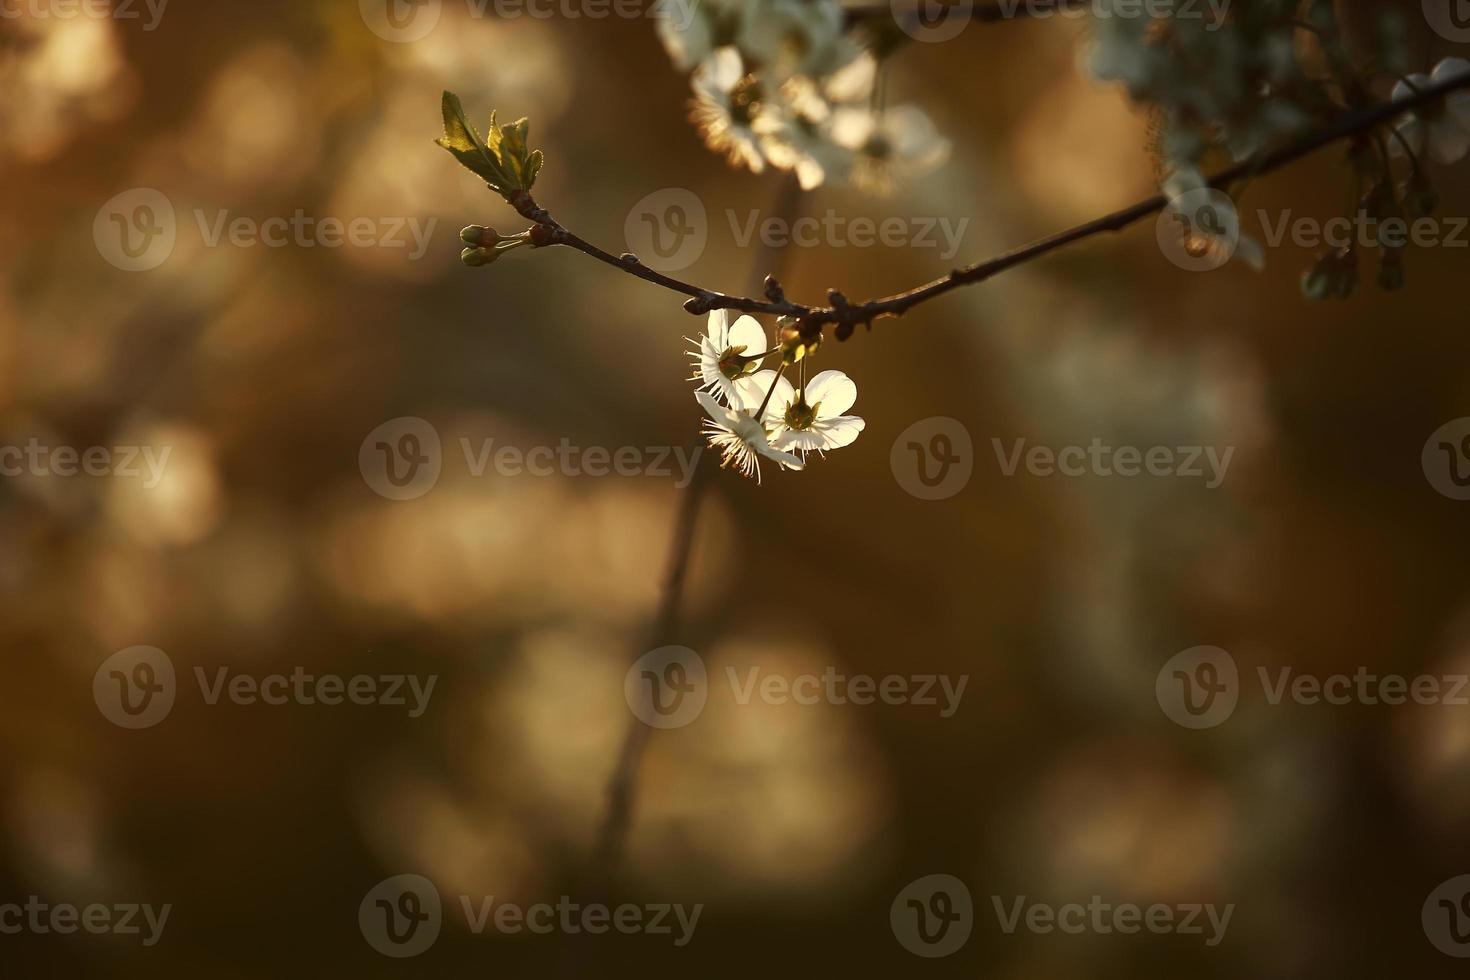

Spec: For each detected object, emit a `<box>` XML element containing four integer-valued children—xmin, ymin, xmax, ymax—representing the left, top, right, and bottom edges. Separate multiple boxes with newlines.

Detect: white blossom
<box><xmin>696</xmin><ymin>389</ymin><xmax>803</xmax><ymax>482</ymax></box>
<box><xmin>761</xmin><ymin>369</ymin><xmax>866</xmax><ymax>458</ymax></box>
<box><xmin>832</xmin><ymin>103</ymin><xmax>950</xmax><ymax>194</ymax></box>
<box><xmin>691</xmin><ymin>47</ymin><xmax>768</xmax><ymax>175</ymax></box>
<box><xmin>688</xmin><ymin>309</ymin><xmax>769</xmax><ymax>405</ymax></box>
<box><xmin>1392</xmin><ymin>58</ymin><xmax>1470</xmax><ymax>165</ymax></box>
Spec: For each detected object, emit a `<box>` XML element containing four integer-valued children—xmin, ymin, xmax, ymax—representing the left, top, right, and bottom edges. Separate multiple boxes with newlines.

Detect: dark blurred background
<box><xmin>4</xmin><ymin>0</ymin><xmax>1470</xmax><ymax>976</ymax></box>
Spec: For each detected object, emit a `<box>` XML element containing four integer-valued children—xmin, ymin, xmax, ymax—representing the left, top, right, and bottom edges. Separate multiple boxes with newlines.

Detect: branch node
<box><xmin>683</xmin><ymin>293</ymin><xmax>720</xmax><ymax>315</ymax></box>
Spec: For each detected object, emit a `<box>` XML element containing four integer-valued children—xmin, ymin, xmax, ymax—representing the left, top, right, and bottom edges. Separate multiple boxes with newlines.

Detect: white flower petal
<box><xmin>803</xmin><ymin>369</ymin><xmax>857</xmax><ymax>418</ymax></box>
<box><xmin>1430</xmin><ymin>122</ymin><xmax>1470</xmax><ymax>164</ymax></box>
<box><xmin>830</xmin><ymin>106</ymin><xmax>875</xmax><ymax>150</ymax></box>
<box><xmin>1433</xmin><ymin>57</ymin><xmax>1470</xmax><ymax>85</ymax></box>
<box><xmin>825</xmin><ymin>51</ymin><xmax>877</xmax><ymax>104</ymax></box>
<box><xmin>696</xmin><ymin>389</ymin><xmax>737</xmax><ymax>425</ymax></box>
<box><xmin>705</xmin><ymin>309</ymin><xmax>733</xmax><ymax>349</ymax></box>
<box><xmin>734</xmin><ymin>369</ymin><xmax>794</xmax><ymax>418</ymax></box>
<box><xmin>1394</xmin><ymin>74</ymin><xmax>1433</xmax><ymax>105</ymax></box>
<box><xmin>815</xmin><ymin>415</ymin><xmax>865</xmax><ymax>450</ymax></box>
<box><xmin>699</xmin><ymin>46</ymin><xmax>745</xmax><ymax>93</ymax></box>
<box><xmin>727</xmin><ymin>315</ymin><xmax>768</xmax><ymax>357</ymax></box>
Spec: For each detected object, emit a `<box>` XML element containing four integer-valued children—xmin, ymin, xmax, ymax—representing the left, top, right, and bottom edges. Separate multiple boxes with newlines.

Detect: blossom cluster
<box><xmin>1089</xmin><ymin>0</ymin><xmax>1469</xmax><ymax>298</ymax></box>
<box><xmin>688</xmin><ymin>310</ymin><xmax>864</xmax><ymax>481</ymax></box>
<box><xmin>1086</xmin><ymin>0</ymin><xmax>1321</xmax><ymax>166</ymax></box>
<box><xmin>657</xmin><ymin>0</ymin><xmax>950</xmax><ymax>193</ymax></box>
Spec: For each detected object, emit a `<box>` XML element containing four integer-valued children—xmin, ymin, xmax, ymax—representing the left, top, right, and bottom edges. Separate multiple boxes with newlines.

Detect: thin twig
<box><xmin>508</xmin><ymin>70</ymin><xmax>1470</xmax><ymax>339</ymax></box>
<box><xmin>844</xmin><ymin>0</ymin><xmax>1087</xmax><ymax>28</ymax></box>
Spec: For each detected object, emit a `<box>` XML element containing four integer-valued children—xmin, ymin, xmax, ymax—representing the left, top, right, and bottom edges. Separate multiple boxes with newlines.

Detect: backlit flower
<box><xmin>688</xmin><ymin>309</ymin><xmax>769</xmax><ymax>404</ymax></box>
<box><xmin>1392</xmin><ymin>58</ymin><xmax>1470</xmax><ymax>165</ymax></box>
<box><xmin>762</xmin><ymin>369</ymin><xmax>866</xmax><ymax>458</ymax></box>
<box><xmin>697</xmin><ymin>390</ymin><xmax>803</xmax><ymax>482</ymax></box>
<box><xmin>832</xmin><ymin>104</ymin><xmax>950</xmax><ymax>194</ymax></box>
<box><xmin>691</xmin><ymin>47</ymin><xmax>767</xmax><ymax>175</ymax></box>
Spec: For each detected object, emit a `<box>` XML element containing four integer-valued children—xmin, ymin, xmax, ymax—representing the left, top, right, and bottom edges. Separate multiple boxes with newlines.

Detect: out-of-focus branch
<box><xmin>843</xmin><ymin>0</ymin><xmax>1086</xmax><ymax>28</ymax></box>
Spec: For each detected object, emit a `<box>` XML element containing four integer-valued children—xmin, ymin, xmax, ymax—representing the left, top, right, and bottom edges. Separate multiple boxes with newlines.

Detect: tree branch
<box><xmin>844</xmin><ymin>0</ymin><xmax>1087</xmax><ymax>28</ymax></box>
<box><xmin>505</xmin><ymin>70</ymin><xmax>1470</xmax><ymax>338</ymax></box>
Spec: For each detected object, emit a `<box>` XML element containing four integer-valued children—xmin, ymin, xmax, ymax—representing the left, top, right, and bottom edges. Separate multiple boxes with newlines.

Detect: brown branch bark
<box><xmin>505</xmin><ymin>70</ymin><xmax>1470</xmax><ymax>339</ymax></box>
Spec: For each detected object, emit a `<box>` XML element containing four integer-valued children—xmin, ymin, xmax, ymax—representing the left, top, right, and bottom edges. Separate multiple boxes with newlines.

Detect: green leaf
<box><xmin>436</xmin><ymin>92</ymin><xmax>512</xmax><ymax>191</ymax></box>
<box><xmin>435</xmin><ymin>92</ymin><xmax>542</xmax><ymax>198</ymax></box>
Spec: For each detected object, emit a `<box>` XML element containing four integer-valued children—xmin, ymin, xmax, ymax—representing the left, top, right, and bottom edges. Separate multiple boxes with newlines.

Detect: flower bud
<box><xmin>460</xmin><ymin>245</ymin><xmax>496</xmax><ymax>267</ymax></box>
<box><xmin>460</xmin><ymin>225</ymin><xmax>498</xmax><ymax>246</ymax></box>
<box><xmin>777</xmin><ymin>318</ymin><xmax>820</xmax><ymax>364</ymax></box>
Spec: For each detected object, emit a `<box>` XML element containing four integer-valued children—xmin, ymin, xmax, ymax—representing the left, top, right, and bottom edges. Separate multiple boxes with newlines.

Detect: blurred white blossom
<box><xmin>1392</xmin><ymin>58</ymin><xmax>1470</xmax><ymax>165</ymax></box>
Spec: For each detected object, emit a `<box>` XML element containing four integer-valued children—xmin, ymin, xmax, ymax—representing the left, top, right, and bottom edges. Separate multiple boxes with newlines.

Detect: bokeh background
<box><xmin>4</xmin><ymin>0</ymin><xmax>1470</xmax><ymax>976</ymax></box>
